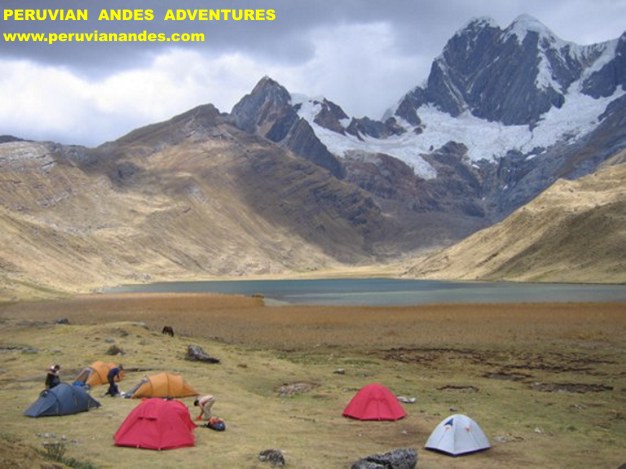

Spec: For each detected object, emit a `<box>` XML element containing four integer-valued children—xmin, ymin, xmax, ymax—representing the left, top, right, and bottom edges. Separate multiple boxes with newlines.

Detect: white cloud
<box><xmin>93</xmin><ymin>50</ymin><xmax>262</xmax><ymax>118</ymax></box>
<box><xmin>0</xmin><ymin>61</ymin><xmax>91</xmax><ymax>139</ymax></box>
<box><xmin>0</xmin><ymin>52</ymin><xmax>271</xmax><ymax>145</ymax></box>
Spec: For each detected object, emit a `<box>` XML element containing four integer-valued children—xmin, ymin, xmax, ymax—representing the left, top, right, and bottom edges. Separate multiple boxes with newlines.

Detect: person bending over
<box><xmin>194</xmin><ymin>394</ymin><xmax>216</xmax><ymax>421</ymax></box>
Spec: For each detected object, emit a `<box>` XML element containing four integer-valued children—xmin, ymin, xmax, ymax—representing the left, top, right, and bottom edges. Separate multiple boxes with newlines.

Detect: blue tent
<box><xmin>24</xmin><ymin>383</ymin><xmax>101</xmax><ymax>417</ymax></box>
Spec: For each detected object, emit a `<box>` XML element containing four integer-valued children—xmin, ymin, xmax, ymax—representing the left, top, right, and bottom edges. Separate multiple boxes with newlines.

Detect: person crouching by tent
<box><xmin>194</xmin><ymin>394</ymin><xmax>216</xmax><ymax>421</ymax></box>
<box><xmin>45</xmin><ymin>365</ymin><xmax>61</xmax><ymax>389</ymax></box>
<box><xmin>105</xmin><ymin>364</ymin><xmax>124</xmax><ymax>397</ymax></box>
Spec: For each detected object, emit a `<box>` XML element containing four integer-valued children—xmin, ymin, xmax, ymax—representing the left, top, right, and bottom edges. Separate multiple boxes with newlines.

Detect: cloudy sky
<box><xmin>1</xmin><ymin>0</ymin><xmax>625</xmax><ymax>146</ymax></box>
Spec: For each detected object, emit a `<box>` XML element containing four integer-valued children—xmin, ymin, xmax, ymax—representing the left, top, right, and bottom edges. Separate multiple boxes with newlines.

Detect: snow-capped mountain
<box><xmin>300</xmin><ymin>15</ymin><xmax>625</xmax><ymax>176</ymax></box>
<box><xmin>231</xmin><ymin>15</ymin><xmax>626</xmax><ymax>228</ymax></box>
<box><xmin>396</xmin><ymin>15</ymin><xmax>624</xmax><ymax>123</ymax></box>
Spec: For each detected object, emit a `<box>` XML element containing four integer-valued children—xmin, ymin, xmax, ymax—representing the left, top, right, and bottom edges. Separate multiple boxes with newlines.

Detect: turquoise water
<box><xmin>106</xmin><ymin>278</ymin><xmax>626</xmax><ymax>306</ymax></box>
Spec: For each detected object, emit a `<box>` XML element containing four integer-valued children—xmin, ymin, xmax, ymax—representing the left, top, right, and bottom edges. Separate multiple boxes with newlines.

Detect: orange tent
<box><xmin>76</xmin><ymin>361</ymin><xmax>124</xmax><ymax>387</ymax></box>
<box><xmin>131</xmin><ymin>372</ymin><xmax>198</xmax><ymax>399</ymax></box>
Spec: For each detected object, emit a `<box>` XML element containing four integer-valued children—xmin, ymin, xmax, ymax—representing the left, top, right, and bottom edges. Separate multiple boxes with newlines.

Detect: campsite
<box><xmin>0</xmin><ymin>293</ymin><xmax>625</xmax><ymax>468</ymax></box>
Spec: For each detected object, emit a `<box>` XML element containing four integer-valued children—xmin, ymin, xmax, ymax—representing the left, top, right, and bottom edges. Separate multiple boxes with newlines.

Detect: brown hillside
<box><xmin>405</xmin><ymin>159</ymin><xmax>626</xmax><ymax>283</ymax></box>
<box><xmin>0</xmin><ymin>107</ymin><xmax>393</xmax><ymax>300</ymax></box>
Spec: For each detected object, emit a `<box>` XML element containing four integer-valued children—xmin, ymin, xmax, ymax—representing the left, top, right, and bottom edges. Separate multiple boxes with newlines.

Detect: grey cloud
<box><xmin>0</xmin><ymin>1</ymin><xmax>520</xmax><ymax>71</ymax></box>
<box><xmin>3</xmin><ymin>0</ymin><xmax>624</xmax><ymax>74</ymax></box>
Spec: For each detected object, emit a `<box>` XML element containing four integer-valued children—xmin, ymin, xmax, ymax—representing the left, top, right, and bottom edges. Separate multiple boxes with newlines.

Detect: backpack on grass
<box><xmin>205</xmin><ymin>417</ymin><xmax>226</xmax><ymax>431</ymax></box>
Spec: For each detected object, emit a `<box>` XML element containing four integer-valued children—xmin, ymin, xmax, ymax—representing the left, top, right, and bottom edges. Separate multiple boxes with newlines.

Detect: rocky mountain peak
<box><xmin>503</xmin><ymin>14</ymin><xmax>556</xmax><ymax>44</ymax></box>
<box><xmin>231</xmin><ymin>76</ymin><xmax>293</xmax><ymax>134</ymax></box>
<box><xmin>449</xmin><ymin>16</ymin><xmax>500</xmax><ymax>47</ymax></box>
<box><xmin>0</xmin><ymin>135</ymin><xmax>25</xmax><ymax>144</ymax></box>
<box><xmin>250</xmin><ymin>75</ymin><xmax>291</xmax><ymax>100</ymax></box>
<box><xmin>311</xmin><ymin>98</ymin><xmax>350</xmax><ymax>134</ymax></box>
<box><xmin>107</xmin><ymin>103</ymin><xmax>223</xmax><ymax>152</ymax></box>
<box><xmin>392</xmin><ymin>16</ymin><xmax>624</xmax><ymax>127</ymax></box>
<box><xmin>457</xmin><ymin>16</ymin><xmax>498</xmax><ymax>31</ymax></box>
<box><xmin>231</xmin><ymin>78</ymin><xmax>345</xmax><ymax>178</ymax></box>
<box><xmin>582</xmin><ymin>32</ymin><xmax>626</xmax><ymax>98</ymax></box>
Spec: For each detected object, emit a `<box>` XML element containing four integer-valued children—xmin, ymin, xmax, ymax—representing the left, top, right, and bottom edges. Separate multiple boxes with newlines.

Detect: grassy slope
<box><xmin>0</xmin><ymin>294</ymin><xmax>624</xmax><ymax>468</ymax></box>
<box><xmin>0</xmin><ymin>129</ymin><xmax>380</xmax><ymax>302</ymax></box>
<box><xmin>406</xmin><ymin>162</ymin><xmax>626</xmax><ymax>283</ymax></box>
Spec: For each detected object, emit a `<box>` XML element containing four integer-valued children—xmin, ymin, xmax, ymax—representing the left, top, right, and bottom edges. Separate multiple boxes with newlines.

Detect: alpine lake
<box><xmin>106</xmin><ymin>277</ymin><xmax>626</xmax><ymax>306</ymax></box>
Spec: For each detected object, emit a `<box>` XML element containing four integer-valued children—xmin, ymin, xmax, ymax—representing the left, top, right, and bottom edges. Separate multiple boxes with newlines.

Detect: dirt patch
<box><xmin>381</xmin><ymin>347</ymin><xmax>482</xmax><ymax>366</ymax></box>
<box><xmin>437</xmin><ymin>384</ymin><xmax>480</xmax><ymax>393</ymax></box>
<box><xmin>380</xmin><ymin>346</ymin><xmax>619</xmax><ymax>384</ymax></box>
<box><xmin>277</xmin><ymin>381</ymin><xmax>319</xmax><ymax>397</ymax></box>
<box><xmin>483</xmin><ymin>371</ymin><xmax>531</xmax><ymax>381</ymax></box>
<box><xmin>530</xmin><ymin>382</ymin><xmax>614</xmax><ymax>393</ymax></box>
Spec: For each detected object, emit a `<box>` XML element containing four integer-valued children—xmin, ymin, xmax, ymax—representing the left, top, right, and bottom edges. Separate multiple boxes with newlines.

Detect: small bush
<box><xmin>42</xmin><ymin>441</ymin><xmax>66</xmax><ymax>460</ymax></box>
<box><xmin>40</xmin><ymin>441</ymin><xmax>98</xmax><ymax>469</ymax></box>
<box><xmin>106</xmin><ymin>344</ymin><xmax>124</xmax><ymax>355</ymax></box>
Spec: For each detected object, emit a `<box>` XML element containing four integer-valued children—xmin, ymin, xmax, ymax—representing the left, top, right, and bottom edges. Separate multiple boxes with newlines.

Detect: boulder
<box><xmin>185</xmin><ymin>345</ymin><xmax>220</xmax><ymax>364</ymax></box>
<box><xmin>258</xmin><ymin>448</ymin><xmax>285</xmax><ymax>467</ymax></box>
<box><xmin>351</xmin><ymin>448</ymin><xmax>418</xmax><ymax>469</ymax></box>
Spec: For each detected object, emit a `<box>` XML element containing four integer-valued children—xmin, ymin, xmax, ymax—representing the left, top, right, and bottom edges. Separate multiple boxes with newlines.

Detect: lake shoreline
<box><xmin>103</xmin><ymin>277</ymin><xmax>626</xmax><ymax>306</ymax></box>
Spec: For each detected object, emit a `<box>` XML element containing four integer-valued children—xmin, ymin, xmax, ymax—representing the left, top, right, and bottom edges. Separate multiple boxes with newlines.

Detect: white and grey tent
<box><xmin>425</xmin><ymin>414</ymin><xmax>490</xmax><ymax>456</ymax></box>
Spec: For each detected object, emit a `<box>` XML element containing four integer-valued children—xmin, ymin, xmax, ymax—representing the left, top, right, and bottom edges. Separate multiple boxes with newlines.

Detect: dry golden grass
<box><xmin>406</xmin><ymin>162</ymin><xmax>626</xmax><ymax>284</ymax></box>
<box><xmin>0</xmin><ymin>294</ymin><xmax>625</xmax><ymax>468</ymax></box>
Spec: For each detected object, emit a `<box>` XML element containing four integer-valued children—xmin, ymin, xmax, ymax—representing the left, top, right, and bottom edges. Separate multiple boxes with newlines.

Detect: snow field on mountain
<box><xmin>295</xmin><ymin>86</ymin><xmax>623</xmax><ymax>180</ymax></box>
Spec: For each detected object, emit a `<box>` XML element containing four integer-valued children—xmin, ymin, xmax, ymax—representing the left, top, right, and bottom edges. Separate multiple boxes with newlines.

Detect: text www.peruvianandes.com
<box><xmin>3</xmin><ymin>30</ymin><xmax>206</xmax><ymax>44</ymax></box>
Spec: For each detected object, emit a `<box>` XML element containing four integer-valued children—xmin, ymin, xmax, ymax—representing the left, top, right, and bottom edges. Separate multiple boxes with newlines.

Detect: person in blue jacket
<box><xmin>105</xmin><ymin>364</ymin><xmax>124</xmax><ymax>396</ymax></box>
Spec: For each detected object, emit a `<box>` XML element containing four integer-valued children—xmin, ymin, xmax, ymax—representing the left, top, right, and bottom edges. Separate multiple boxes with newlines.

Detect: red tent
<box><xmin>114</xmin><ymin>398</ymin><xmax>196</xmax><ymax>450</ymax></box>
<box><xmin>342</xmin><ymin>383</ymin><xmax>406</xmax><ymax>421</ymax></box>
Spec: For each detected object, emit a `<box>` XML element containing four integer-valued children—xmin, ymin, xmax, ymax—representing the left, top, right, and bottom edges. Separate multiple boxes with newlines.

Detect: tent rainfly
<box><xmin>342</xmin><ymin>382</ymin><xmax>406</xmax><ymax>421</ymax></box>
<box><xmin>114</xmin><ymin>398</ymin><xmax>196</xmax><ymax>450</ymax></box>
<box><xmin>24</xmin><ymin>383</ymin><xmax>101</xmax><ymax>417</ymax></box>
<box><xmin>74</xmin><ymin>361</ymin><xmax>124</xmax><ymax>387</ymax></box>
<box><xmin>425</xmin><ymin>414</ymin><xmax>490</xmax><ymax>456</ymax></box>
<box><xmin>130</xmin><ymin>372</ymin><xmax>199</xmax><ymax>399</ymax></box>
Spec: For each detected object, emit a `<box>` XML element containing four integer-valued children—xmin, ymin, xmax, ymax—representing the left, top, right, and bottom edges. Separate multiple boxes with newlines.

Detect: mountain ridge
<box><xmin>1</xmin><ymin>15</ymin><xmax>625</xmax><ymax>299</ymax></box>
<box><xmin>0</xmin><ymin>113</ymin><xmax>387</xmax><ymax>300</ymax></box>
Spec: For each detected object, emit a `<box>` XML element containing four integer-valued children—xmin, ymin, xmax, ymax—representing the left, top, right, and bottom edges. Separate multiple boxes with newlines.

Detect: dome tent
<box><xmin>114</xmin><ymin>398</ymin><xmax>196</xmax><ymax>450</ymax></box>
<box><xmin>74</xmin><ymin>361</ymin><xmax>124</xmax><ymax>387</ymax></box>
<box><xmin>342</xmin><ymin>383</ymin><xmax>406</xmax><ymax>421</ymax></box>
<box><xmin>425</xmin><ymin>414</ymin><xmax>490</xmax><ymax>456</ymax></box>
<box><xmin>24</xmin><ymin>383</ymin><xmax>101</xmax><ymax>417</ymax></box>
<box><xmin>86</xmin><ymin>361</ymin><xmax>123</xmax><ymax>387</ymax></box>
<box><xmin>130</xmin><ymin>372</ymin><xmax>198</xmax><ymax>399</ymax></box>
